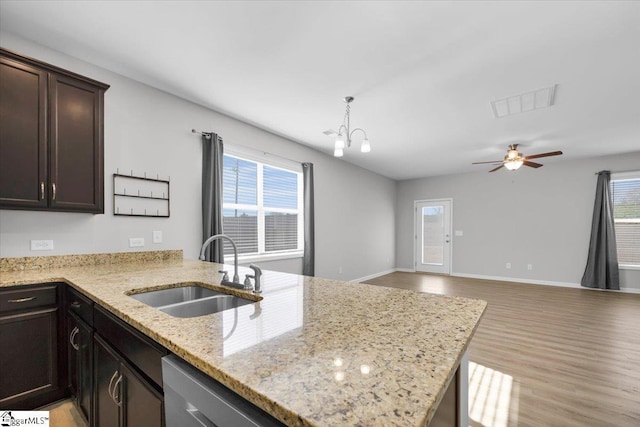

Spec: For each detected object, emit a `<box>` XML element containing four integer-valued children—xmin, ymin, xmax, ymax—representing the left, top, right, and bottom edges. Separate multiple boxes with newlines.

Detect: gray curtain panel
<box><xmin>201</xmin><ymin>133</ymin><xmax>225</xmax><ymax>263</ymax></box>
<box><xmin>302</xmin><ymin>163</ymin><xmax>315</xmax><ymax>276</ymax></box>
<box><xmin>581</xmin><ymin>171</ymin><xmax>620</xmax><ymax>290</ymax></box>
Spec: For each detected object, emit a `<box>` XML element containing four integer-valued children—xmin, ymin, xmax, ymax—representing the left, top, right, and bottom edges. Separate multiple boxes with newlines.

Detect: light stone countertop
<box><xmin>0</xmin><ymin>256</ymin><xmax>486</xmax><ymax>426</ymax></box>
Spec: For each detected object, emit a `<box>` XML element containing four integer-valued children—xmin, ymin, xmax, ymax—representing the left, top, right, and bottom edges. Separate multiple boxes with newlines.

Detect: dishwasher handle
<box><xmin>187</xmin><ymin>408</ymin><xmax>217</xmax><ymax>427</ymax></box>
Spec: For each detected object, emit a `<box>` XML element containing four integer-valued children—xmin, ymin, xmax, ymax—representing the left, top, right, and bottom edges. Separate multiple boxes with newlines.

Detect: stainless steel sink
<box><xmin>128</xmin><ymin>285</ymin><xmax>254</xmax><ymax>318</ymax></box>
<box><xmin>159</xmin><ymin>295</ymin><xmax>253</xmax><ymax>318</ymax></box>
<box><xmin>129</xmin><ymin>286</ymin><xmax>221</xmax><ymax>307</ymax></box>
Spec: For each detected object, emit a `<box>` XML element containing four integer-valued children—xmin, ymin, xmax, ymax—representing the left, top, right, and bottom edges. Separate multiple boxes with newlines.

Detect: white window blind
<box><xmin>610</xmin><ymin>173</ymin><xmax>640</xmax><ymax>268</ymax></box>
<box><xmin>222</xmin><ymin>153</ymin><xmax>303</xmax><ymax>259</ymax></box>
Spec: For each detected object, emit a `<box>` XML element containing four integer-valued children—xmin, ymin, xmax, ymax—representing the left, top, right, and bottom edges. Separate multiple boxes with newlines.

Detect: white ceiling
<box><xmin>1</xmin><ymin>1</ymin><xmax>639</xmax><ymax>180</ymax></box>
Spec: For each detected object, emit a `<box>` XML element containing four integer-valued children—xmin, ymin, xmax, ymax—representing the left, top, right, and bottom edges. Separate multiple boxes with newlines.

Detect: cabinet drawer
<box><xmin>66</xmin><ymin>286</ymin><xmax>94</xmax><ymax>326</ymax></box>
<box><xmin>94</xmin><ymin>305</ymin><xmax>167</xmax><ymax>389</ymax></box>
<box><xmin>0</xmin><ymin>285</ymin><xmax>57</xmax><ymax>313</ymax></box>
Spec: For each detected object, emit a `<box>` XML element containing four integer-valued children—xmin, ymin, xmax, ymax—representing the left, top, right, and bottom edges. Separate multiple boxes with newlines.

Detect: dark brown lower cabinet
<box><xmin>68</xmin><ymin>311</ymin><xmax>93</xmax><ymax>423</ymax></box>
<box><xmin>94</xmin><ymin>334</ymin><xmax>164</xmax><ymax>427</ymax></box>
<box><xmin>1</xmin><ymin>284</ymin><xmax>164</xmax><ymax>426</ymax></box>
<box><xmin>0</xmin><ymin>284</ymin><xmax>66</xmax><ymax>409</ymax></box>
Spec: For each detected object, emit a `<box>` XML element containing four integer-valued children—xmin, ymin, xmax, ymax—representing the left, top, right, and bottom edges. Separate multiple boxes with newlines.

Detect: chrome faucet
<box><xmin>199</xmin><ymin>234</ymin><xmax>240</xmax><ymax>285</ymax></box>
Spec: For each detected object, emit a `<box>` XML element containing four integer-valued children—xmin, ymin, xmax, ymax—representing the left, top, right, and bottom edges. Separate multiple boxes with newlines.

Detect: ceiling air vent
<box><xmin>491</xmin><ymin>84</ymin><xmax>557</xmax><ymax>118</ymax></box>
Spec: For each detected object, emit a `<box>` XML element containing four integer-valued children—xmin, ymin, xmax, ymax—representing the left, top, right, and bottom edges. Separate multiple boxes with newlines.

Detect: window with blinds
<box><xmin>222</xmin><ymin>154</ymin><xmax>303</xmax><ymax>259</ymax></box>
<box><xmin>610</xmin><ymin>172</ymin><xmax>640</xmax><ymax>268</ymax></box>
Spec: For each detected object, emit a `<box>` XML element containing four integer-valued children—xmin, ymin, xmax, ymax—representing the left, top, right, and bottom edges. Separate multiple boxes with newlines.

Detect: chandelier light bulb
<box><xmin>361</xmin><ymin>138</ymin><xmax>371</xmax><ymax>153</ymax></box>
<box><xmin>335</xmin><ymin>135</ymin><xmax>345</xmax><ymax>150</ymax></box>
<box><xmin>334</xmin><ymin>147</ymin><xmax>344</xmax><ymax>157</ymax></box>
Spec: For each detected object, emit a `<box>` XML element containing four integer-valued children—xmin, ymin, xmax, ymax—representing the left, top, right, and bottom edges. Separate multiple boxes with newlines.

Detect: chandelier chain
<box><xmin>343</xmin><ymin>103</ymin><xmax>351</xmax><ymax>139</ymax></box>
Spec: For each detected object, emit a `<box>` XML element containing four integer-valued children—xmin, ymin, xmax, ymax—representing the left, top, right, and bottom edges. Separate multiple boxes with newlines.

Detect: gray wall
<box><xmin>396</xmin><ymin>151</ymin><xmax>640</xmax><ymax>291</ymax></box>
<box><xmin>1</xmin><ymin>32</ymin><xmax>635</xmax><ymax>291</ymax></box>
<box><xmin>0</xmin><ymin>32</ymin><xmax>396</xmax><ymax>281</ymax></box>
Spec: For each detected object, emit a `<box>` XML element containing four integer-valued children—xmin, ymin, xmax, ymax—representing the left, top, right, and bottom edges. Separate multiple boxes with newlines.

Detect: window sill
<box><xmin>619</xmin><ymin>264</ymin><xmax>640</xmax><ymax>271</ymax></box>
<box><xmin>225</xmin><ymin>251</ymin><xmax>304</xmax><ymax>264</ymax></box>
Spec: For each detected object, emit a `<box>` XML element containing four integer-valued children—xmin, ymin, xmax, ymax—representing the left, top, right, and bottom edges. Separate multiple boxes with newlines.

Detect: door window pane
<box><xmin>422</xmin><ymin>206</ymin><xmax>444</xmax><ymax>265</ymax></box>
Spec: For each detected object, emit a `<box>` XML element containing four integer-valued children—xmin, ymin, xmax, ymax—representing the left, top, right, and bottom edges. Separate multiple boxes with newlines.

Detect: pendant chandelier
<box><xmin>323</xmin><ymin>96</ymin><xmax>370</xmax><ymax>157</ymax></box>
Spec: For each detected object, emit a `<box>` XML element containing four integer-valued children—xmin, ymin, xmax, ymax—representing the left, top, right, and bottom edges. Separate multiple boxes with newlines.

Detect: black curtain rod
<box><xmin>192</xmin><ymin>129</ymin><xmax>212</xmax><ymax>139</ymax></box>
<box><xmin>595</xmin><ymin>170</ymin><xmax>637</xmax><ymax>175</ymax></box>
<box><xmin>191</xmin><ymin>128</ymin><xmax>305</xmax><ymax>165</ymax></box>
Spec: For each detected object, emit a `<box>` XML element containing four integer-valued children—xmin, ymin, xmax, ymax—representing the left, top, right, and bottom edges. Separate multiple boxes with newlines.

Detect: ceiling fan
<box><xmin>472</xmin><ymin>144</ymin><xmax>563</xmax><ymax>172</ymax></box>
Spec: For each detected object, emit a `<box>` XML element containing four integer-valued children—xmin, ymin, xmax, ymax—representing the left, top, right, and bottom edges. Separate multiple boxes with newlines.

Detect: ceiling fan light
<box><xmin>361</xmin><ymin>138</ymin><xmax>371</xmax><ymax>153</ymax></box>
<box><xmin>334</xmin><ymin>147</ymin><xmax>344</xmax><ymax>157</ymax></box>
<box><xmin>507</xmin><ymin>149</ymin><xmax>519</xmax><ymax>159</ymax></box>
<box><xmin>504</xmin><ymin>159</ymin><xmax>523</xmax><ymax>170</ymax></box>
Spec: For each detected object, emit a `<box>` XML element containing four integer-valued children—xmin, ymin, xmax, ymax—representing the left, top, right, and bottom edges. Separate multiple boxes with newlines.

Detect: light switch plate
<box><xmin>152</xmin><ymin>230</ymin><xmax>162</xmax><ymax>244</ymax></box>
<box><xmin>455</xmin><ymin>230</ymin><xmax>464</xmax><ymax>236</ymax></box>
<box><xmin>31</xmin><ymin>240</ymin><xmax>54</xmax><ymax>251</ymax></box>
<box><xmin>129</xmin><ymin>237</ymin><xmax>145</xmax><ymax>247</ymax></box>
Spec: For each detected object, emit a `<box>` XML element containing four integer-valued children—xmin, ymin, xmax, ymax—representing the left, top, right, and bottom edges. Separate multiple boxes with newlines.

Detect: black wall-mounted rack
<box><xmin>113</xmin><ymin>173</ymin><xmax>170</xmax><ymax>217</ymax></box>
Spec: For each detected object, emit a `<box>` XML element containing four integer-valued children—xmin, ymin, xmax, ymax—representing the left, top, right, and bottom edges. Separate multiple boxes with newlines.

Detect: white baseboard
<box><xmin>351</xmin><ymin>269</ymin><xmax>397</xmax><ymax>283</ymax></box>
<box><xmin>451</xmin><ymin>272</ymin><xmax>640</xmax><ymax>294</ymax></box>
<box><xmin>451</xmin><ymin>272</ymin><xmax>581</xmax><ymax>288</ymax></box>
<box><xmin>353</xmin><ymin>269</ymin><xmax>640</xmax><ymax>294</ymax></box>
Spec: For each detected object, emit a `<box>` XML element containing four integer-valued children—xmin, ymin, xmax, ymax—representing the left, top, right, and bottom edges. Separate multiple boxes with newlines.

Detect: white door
<box><xmin>415</xmin><ymin>199</ymin><xmax>452</xmax><ymax>274</ymax></box>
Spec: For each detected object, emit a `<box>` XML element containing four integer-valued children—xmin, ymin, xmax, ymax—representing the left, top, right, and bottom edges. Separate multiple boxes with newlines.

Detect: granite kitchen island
<box><xmin>1</xmin><ymin>252</ymin><xmax>486</xmax><ymax>426</ymax></box>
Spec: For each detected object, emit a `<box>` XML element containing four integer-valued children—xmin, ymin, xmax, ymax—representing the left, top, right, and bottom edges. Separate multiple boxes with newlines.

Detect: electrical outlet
<box><xmin>129</xmin><ymin>237</ymin><xmax>145</xmax><ymax>248</ymax></box>
<box><xmin>152</xmin><ymin>230</ymin><xmax>163</xmax><ymax>244</ymax></box>
<box><xmin>31</xmin><ymin>240</ymin><xmax>54</xmax><ymax>251</ymax></box>
<box><xmin>528</xmin><ymin>264</ymin><xmax>533</xmax><ymax>270</ymax></box>
<box><xmin>506</xmin><ymin>262</ymin><xmax>511</xmax><ymax>269</ymax></box>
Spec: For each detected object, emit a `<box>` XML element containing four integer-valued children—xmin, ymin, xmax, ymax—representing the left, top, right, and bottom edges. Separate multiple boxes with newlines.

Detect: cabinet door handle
<box><xmin>70</xmin><ymin>301</ymin><xmax>81</xmax><ymax>309</ymax></box>
<box><xmin>52</xmin><ymin>183</ymin><xmax>56</xmax><ymax>201</ymax></box>
<box><xmin>69</xmin><ymin>326</ymin><xmax>80</xmax><ymax>351</ymax></box>
<box><xmin>7</xmin><ymin>297</ymin><xmax>37</xmax><ymax>303</ymax></box>
<box><xmin>113</xmin><ymin>374</ymin><xmax>123</xmax><ymax>407</ymax></box>
<box><xmin>108</xmin><ymin>370</ymin><xmax>119</xmax><ymax>404</ymax></box>
<box><xmin>40</xmin><ymin>182</ymin><xmax>45</xmax><ymax>200</ymax></box>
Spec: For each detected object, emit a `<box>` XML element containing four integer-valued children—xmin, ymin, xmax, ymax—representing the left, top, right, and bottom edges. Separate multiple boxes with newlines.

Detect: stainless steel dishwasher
<box><xmin>162</xmin><ymin>354</ymin><xmax>285</xmax><ymax>427</ymax></box>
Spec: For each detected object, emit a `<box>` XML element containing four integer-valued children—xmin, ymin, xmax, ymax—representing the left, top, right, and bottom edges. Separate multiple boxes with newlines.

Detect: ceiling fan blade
<box><xmin>525</xmin><ymin>150</ymin><xmax>563</xmax><ymax>160</ymax></box>
<box><xmin>489</xmin><ymin>165</ymin><xmax>504</xmax><ymax>172</ymax></box>
<box><xmin>472</xmin><ymin>160</ymin><xmax>503</xmax><ymax>165</ymax></box>
<box><xmin>523</xmin><ymin>160</ymin><xmax>543</xmax><ymax>168</ymax></box>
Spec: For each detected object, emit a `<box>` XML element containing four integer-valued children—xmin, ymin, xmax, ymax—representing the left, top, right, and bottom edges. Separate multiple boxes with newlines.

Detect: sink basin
<box><xmin>129</xmin><ymin>286</ymin><xmax>221</xmax><ymax>307</ymax></box>
<box><xmin>160</xmin><ymin>295</ymin><xmax>253</xmax><ymax>318</ymax></box>
<box><xmin>128</xmin><ymin>285</ymin><xmax>254</xmax><ymax>318</ymax></box>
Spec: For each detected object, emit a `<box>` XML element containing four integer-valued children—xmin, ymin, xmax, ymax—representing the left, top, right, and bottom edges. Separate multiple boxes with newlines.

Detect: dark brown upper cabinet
<box><xmin>0</xmin><ymin>48</ymin><xmax>109</xmax><ymax>213</ymax></box>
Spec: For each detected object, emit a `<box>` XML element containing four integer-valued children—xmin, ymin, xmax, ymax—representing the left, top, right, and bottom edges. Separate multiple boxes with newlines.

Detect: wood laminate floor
<box><xmin>40</xmin><ymin>399</ymin><xmax>87</xmax><ymax>427</ymax></box>
<box><xmin>364</xmin><ymin>272</ymin><xmax>640</xmax><ymax>427</ymax></box>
